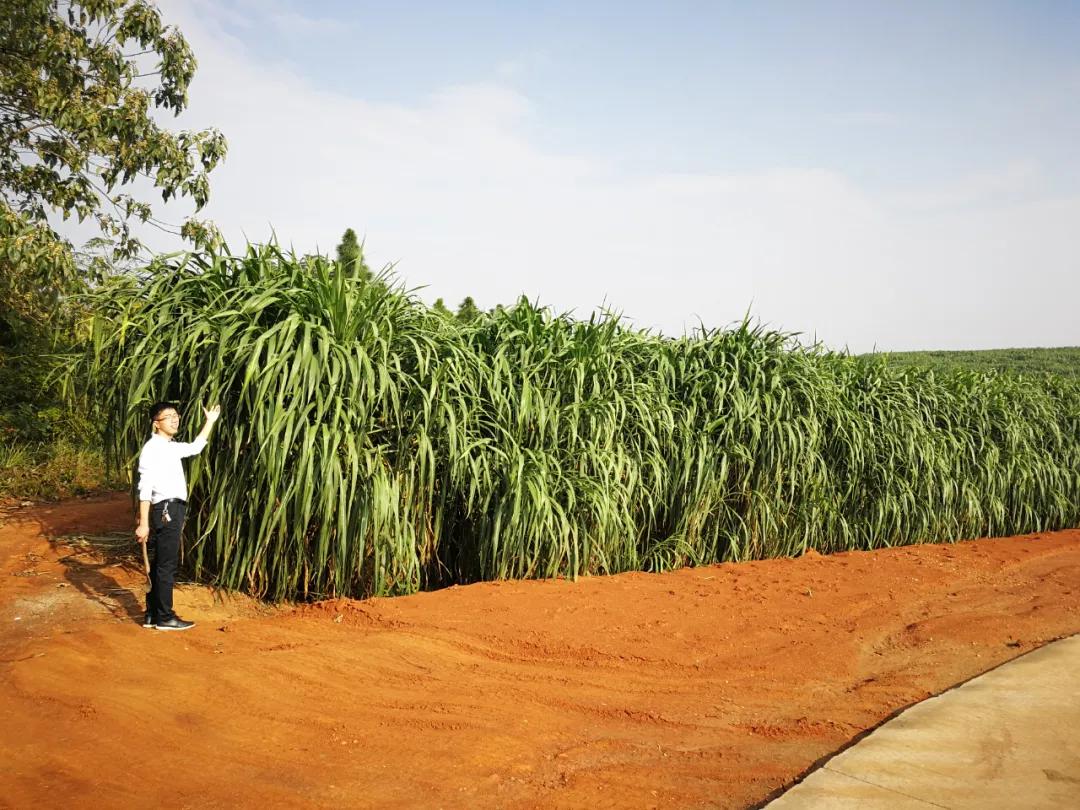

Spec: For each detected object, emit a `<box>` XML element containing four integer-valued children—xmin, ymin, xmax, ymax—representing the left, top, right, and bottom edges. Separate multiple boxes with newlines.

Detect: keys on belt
<box><xmin>156</xmin><ymin>498</ymin><xmax>186</xmax><ymax>524</ymax></box>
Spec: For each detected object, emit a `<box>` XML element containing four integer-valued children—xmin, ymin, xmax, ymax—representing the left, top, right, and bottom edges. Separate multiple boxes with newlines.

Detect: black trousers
<box><xmin>146</xmin><ymin>500</ymin><xmax>186</xmax><ymax>622</ymax></box>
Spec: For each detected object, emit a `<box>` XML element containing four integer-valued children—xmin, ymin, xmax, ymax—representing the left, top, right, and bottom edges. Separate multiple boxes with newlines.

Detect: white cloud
<box><xmin>64</xmin><ymin>1</ymin><xmax>1080</xmax><ymax>353</ymax></box>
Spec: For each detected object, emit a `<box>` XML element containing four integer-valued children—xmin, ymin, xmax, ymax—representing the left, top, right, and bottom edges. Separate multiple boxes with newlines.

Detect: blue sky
<box><xmin>84</xmin><ymin>1</ymin><xmax>1080</xmax><ymax>351</ymax></box>
<box><xmin>229</xmin><ymin>0</ymin><xmax>1080</xmax><ymax>181</ymax></box>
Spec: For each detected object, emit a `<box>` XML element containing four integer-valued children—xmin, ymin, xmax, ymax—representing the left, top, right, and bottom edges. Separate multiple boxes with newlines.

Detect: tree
<box><xmin>0</xmin><ymin>203</ymin><xmax>77</xmax><ymax>328</ymax></box>
<box><xmin>456</xmin><ymin>296</ymin><xmax>480</xmax><ymax>323</ymax></box>
<box><xmin>1</xmin><ymin>1</ymin><xmax>226</xmax><ymax>449</ymax></box>
<box><xmin>432</xmin><ymin>297</ymin><xmax>452</xmax><ymax>318</ymax></box>
<box><xmin>0</xmin><ymin>0</ymin><xmax>227</xmax><ymax>274</ymax></box>
<box><xmin>334</xmin><ymin>227</ymin><xmax>371</xmax><ymax>281</ymax></box>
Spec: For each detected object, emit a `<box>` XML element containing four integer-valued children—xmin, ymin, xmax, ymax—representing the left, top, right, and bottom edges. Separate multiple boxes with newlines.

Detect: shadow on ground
<box><xmin>48</xmin><ymin>533</ymin><xmax>146</xmax><ymax>625</ymax></box>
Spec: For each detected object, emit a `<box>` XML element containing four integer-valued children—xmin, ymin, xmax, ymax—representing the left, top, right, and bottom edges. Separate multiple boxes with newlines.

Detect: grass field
<box><xmin>868</xmin><ymin>347</ymin><xmax>1080</xmax><ymax>379</ymax></box>
<box><xmin>71</xmin><ymin>246</ymin><xmax>1080</xmax><ymax>602</ymax></box>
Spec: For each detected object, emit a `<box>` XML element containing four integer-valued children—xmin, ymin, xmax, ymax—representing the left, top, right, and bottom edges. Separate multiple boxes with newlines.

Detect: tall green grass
<box><xmin>869</xmin><ymin>347</ymin><xmax>1080</xmax><ymax>379</ymax></box>
<box><xmin>72</xmin><ymin>245</ymin><xmax>1080</xmax><ymax>601</ymax></box>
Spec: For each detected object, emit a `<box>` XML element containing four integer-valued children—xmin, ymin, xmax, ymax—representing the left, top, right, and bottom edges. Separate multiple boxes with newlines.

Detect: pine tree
<box><xmin>456</xmin><ymin>296</ymin><xmax>480</xmax><ymax>323</ymax></box>
<box><xmin>334</xmin><ymin>228</ymin><xmax>372</xmax><ymax>281</ymax></box>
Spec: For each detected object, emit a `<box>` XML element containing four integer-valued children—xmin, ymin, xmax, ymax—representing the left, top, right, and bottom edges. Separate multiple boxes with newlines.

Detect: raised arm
<box><xmin>174</xmin><ymin>404</ymin><xmax>221</xmax><ymax>458</ymax></box>
<box><xmin>195</xmin><ymin>404</ymin><xmax>221</xmax><ymax>443</ymax></box>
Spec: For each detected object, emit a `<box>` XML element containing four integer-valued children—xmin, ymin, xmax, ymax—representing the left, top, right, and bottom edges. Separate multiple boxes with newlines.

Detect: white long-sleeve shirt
<box><xmin>137</xmin><ymin>434</ymin><xmax>207</xmax><ymax>503</ymax></box>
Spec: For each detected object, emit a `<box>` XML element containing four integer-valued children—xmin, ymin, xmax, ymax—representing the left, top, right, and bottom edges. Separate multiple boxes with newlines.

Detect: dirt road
<box><xmin>1</xmin><ymin>493</ymin><xmax>1077</xmax><ymax>808</ymax></box>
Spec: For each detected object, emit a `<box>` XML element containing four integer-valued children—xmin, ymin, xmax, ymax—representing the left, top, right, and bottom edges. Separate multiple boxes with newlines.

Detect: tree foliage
<box><xmin>0</xmin><ymin>202</ymin><xmax>77</xmax><ymax>329</ymax></box>
<box><xmin>0</xmin><ymin>193</ymin><xmax>100</xmax><ymax>447</ymax></box>
<box><xmin>1</xmin><ymin>1</ymin><xmax>226</xmax><ymax>454</ymax></box>
<box><xmin>456</xmin><ymin>295</ymin><xmax>480</xmax><ymax>323</ymax></box>
<box><xmin>0</xmin><ymin>0</ymin><xmax>227</xmax><ymax>269</ymax></box>
<box><xmin>334</xmin><ymin>227</ymin><xmax>371</xmax><ymax>281</ymax></box>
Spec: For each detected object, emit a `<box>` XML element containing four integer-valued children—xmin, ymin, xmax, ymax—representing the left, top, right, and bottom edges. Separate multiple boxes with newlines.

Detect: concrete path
<box><xmin>767</xmin><ymin>634</ymin><xmax>1080</xmax><ymax>809</ymax></box>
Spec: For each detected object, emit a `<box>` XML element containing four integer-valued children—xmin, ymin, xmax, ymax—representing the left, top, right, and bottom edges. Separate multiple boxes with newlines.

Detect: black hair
<box><xmin>149</xmin><ymin>401</ymin><xmax>179</xmax><ymax>422</ymax></box>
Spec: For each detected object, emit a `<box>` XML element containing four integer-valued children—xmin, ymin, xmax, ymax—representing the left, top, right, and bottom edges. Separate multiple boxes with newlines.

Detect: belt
<box><xmin>154</xmin><ymin>498</ymin><xmax>187</xmax><ymax>506</ymax></box>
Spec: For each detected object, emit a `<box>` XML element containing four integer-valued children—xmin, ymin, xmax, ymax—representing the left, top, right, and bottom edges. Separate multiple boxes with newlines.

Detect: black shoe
<box><xmin>155</xmin><ymin>616</ymin><xmax>195</xmax><ymax>631</ymax></box>
<box><xmin>142</xmin><ymin>611</ymin><xmax>156</xmax><ymax>628</ymax></box>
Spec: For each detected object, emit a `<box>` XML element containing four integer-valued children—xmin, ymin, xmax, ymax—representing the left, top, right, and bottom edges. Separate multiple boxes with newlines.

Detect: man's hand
<box><xmin>195</xmin><ymin>404</ymin><xmax>221</xmax><ymax>443</ymax></box>
<box><xmin>135</xmin><ymin>522</ymin><xmax>149</xmax><ymax>544</ymax></box>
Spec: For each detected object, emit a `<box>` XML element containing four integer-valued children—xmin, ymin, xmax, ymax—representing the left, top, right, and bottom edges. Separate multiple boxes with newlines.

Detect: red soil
<box><xmin>1</xmin><ymin>492</ymin><xmax>1077</xmax><ymax>809</ymax></box>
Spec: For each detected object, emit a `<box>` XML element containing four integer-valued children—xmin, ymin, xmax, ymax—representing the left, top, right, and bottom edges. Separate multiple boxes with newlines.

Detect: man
<box><xmin>135</xmin><ymin>401</ymin><xmax>221</xmax><ymax>631</ymax></box>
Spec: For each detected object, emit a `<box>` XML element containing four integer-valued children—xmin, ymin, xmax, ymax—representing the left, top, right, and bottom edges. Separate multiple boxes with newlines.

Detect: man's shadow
<box><xmin>47</xmin><ymin>534</ymin><xmax>147</xmax><ymax>624</ymax></box>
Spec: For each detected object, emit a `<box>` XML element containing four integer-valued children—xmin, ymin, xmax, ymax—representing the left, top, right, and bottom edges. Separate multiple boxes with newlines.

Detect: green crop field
<box><xmin>867</xmin><ymin>347</ymin><xmax>1080</xmax><ymax>379</ymax></box>
<box><xmin>71</xmin><ymin>247</ymin><xmax>1080</xmax><ymax>602</ymax></box>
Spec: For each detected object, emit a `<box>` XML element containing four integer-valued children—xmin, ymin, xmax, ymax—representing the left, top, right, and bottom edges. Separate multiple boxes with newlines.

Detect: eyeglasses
<box><xmin>154</xmin><ymin>413</ymin><xmax>181</xmax><ymax>422</ymax></box>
